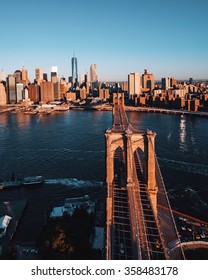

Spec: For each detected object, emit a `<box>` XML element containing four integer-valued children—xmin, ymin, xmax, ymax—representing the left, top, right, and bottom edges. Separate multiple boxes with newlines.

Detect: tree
<box><xmin>38</xmin><ymin>208</ymin><xmax>95</xmax><ymax>259</ymax></box>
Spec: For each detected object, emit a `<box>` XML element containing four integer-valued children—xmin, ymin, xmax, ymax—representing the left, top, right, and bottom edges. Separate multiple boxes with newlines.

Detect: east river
<box><xmin>0</xmin><ymin>110</ymin><xmax>208</xmax><ymax>244</ymax></box>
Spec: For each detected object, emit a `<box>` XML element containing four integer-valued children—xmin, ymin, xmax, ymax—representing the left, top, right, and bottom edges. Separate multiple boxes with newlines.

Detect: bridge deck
<box><xmin>106</xmin><ymin>94</ymin><xmax>185</xmax><ymax>260</ymax></box>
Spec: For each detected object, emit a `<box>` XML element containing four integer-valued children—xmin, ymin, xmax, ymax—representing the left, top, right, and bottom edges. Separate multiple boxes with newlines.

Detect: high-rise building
<box><xmin>79</xmin><ymin>73</ymin><xmax>85</xmax><ymax>85</ymax></box>
<box><xmin>40</xmin><ymin>81</ymin><xmax>54</xmax><ymax>102</ymax></box>
<box><xmin>16</xmin><ymin>83</ymin><xmax>24</xmax><ymax>103</ymax></box>
<box><xmin>162</xmin><ymin>78</ymin><xmax>170</xmax><ymax>90</ymax></box>
<box><xmin>28</xmin><ymin>84</ymin><xmax>40</xmax><ymax>102</ymax></box>
<box><xmin>84</xmin><ymin>74</ymin><xmax>90</xmax><ymax>94</ymax></box>
<box><xmin>142</xmin><ymin>69</ymin><xmax>155</xmax><ymax>91</ymax></box>
<box><xmin>60</xmin><ymin>77</ymin><xmax>66</xmax><ymax>84</ymax></box>
<box><xmin>171</xmin><ymin>78</ymin><xmax>177</xmax><ymax>88</ymax></box>
<box><xmin>71</xmin><ymin>54</ymin><xmax>78</xmax><ymax>85</ymax></box>
<box><xmin>22</xmin><ymin>66</ymin><xmax>28</xmax><ymax>80</ymax></box>
<box><xmin>13</xmin><ymin>70</ymin><xmax>22</xmax><ymax>83</ymax></box>
<box><xmin>189</xmin><ymin>78</ymin><xmax>193</xmax><ymax>85</ymax></box>
<box><xmin>90</xmin><ymin>64</ymin><xmax>98</xmax><ymax>91</ymax></box>
<box><xmin>99</xmin><ymin>88</ymin><xmax>110</xmax><ymax>100</ymax></box>
<box><xmin>0</xmin><ymin>83</ymin><xmax>7</xmax><ymax>105</ymax></box>
<box><xmin>6</xmin><ymin>75</ymin><xmax>16</xmax><ymax>104</ymax></box>
<box><xmin>90</xmin><ymin>64</ymin><xmax>98</xmax><ymax>83</ymax></box>
<box><xmin>23</xmin><ymin>87</ymin><xmax>29</xmax><ymax>100</ymax></box>
<box><xmin>43</xmin><ymin>73</ymin><xmax>48</xmax><ymax>81</ymax></box>
<box><xmin>84</xmin><ymin>74</ymin><xmax>88</xmax><ymax>84</ymax></box>
<box><xmin>59</xmin><ymin>83</ymin><xmax>66</xmax><ymax>100</ymax></box>
<box><xmin>66</xmin><ymin>91</ymin><xmax>76</xmax><ymax>101</ymax></box>
<box><xmin>53</xmin><ymin>83</ymin><xmax>60</xmax><ymax>100</ymax></box>
<box><xmin>51</xmin><ymin>72</ymin><xmax>58</xmax><ymax>83</ymax></box>
<box><xmin>1</xmin><ymin>70</ymin><xmax>6</xmax><ymax>82</ymax></box>
<box><xmin>51</xmin><ymin>66</ymin><xmax>58</xmax><ymax>83</ymax></box>
<box><xmin>21</xmin><ymin>66</ymin><xmax>30</xmax><ymax>86</ymax></box>
<box><xmin>121</xmin><ymin>82</ymin><xmax>128</xmax><ymax>92</ymax></box>
<box><xmin>161</xmin><ymin>77</ymin><xmax>177</xmax><ymax>90</ymax></box>
<box><xmin>35</xmin><ymin>68</ymin><xmax>44</xmax><ymax>81</ymax></box>
<box><xmin>79</xmin><ymin>88</ymin><xmax>87</xmax><ymax>100</ymax></box>
<box><xmin>128</xmin><ymin>72</ymin><xmax>141</xmax><ymax>99</ymax></box>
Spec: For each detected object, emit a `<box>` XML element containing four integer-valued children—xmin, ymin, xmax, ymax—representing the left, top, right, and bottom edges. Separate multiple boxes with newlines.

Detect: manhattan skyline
<box><xmin>0</xmin><ymin>0</ymin><xmax>208</xmax><ymax>81</ymax></box>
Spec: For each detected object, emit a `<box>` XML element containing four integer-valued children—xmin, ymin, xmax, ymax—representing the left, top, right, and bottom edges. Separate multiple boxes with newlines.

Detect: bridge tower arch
<box><xmin>106</xmin><ymin>127</ymin><xmax>158</xmax><ymax>216</ymax></box>
<box><xmin>105</xmin><ymin>130</ymin><xmax>125</xmax><ymax>184</ymax></box>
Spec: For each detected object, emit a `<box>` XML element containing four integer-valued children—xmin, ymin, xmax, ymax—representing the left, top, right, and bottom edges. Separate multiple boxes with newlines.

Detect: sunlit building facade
<box><xmin>35</xmin><ymin>68</ymin><xmax>44</xmax><ymax>81</ymax></box>
<box><xmin>0</xmin><ymin>83</ymin><xmax>7</xmax><ymax>105</ymax></box>
<box><xmin>40</xmin><ymin>81</ymin><xmax>54</xmax><ymax>102</ymax></box>
<box><xmin>16</xmin><ymin>83</ymin><xmax>24</xmax><ymax>103</ymax></box>
<box><xmin>142</xmin><ymin>69</ymin><xmax>155</xmax><ymax>91</ymax></box>
<box><xmin>7</xmin><ymin>75</ymin><xmax>16</xmax><ymax>104</ymax></box>
<box><xmin>28</xmin><ymin>84</ymin><xmax>40</xmax><ymax>102</ymax></box>
<box><xmin>128</xmin><ymin>72</ymin><xmax>141</xmax><ymax>99</ymax></box>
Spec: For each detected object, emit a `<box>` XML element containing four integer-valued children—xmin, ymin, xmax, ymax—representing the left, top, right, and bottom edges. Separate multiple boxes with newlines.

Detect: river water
<box><xmin>0</xmin><ymin>110</ymin><xmax>208</xmax><ymax>244</ymax></box>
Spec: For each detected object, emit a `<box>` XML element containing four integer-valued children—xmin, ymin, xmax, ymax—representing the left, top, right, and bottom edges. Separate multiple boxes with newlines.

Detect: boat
<box><xmin>53</xmin><ymin>105</ymin><xmax>69</xmax><ymax>111</ymax></box>
<box><xmin>0</xmin><ymin>175</ymin><xmax>44</xmax><ymax>190</ymax></box>
<box><xmin>0</xmin><ymin>179</ymin><xmax>22</xmax><ymax>190</ymax></box>
<box><xmin>37</xmin><ymin>108</ymin><xmax>53</xmax><ymax>114</ymax></box>
<box><xmin>23</xmin><ymin>111</ymin><xmax>37</xmax><ymax>115</ymax></box>
<box><xmin>72</xmin><ymin>107</ymin><xmax>85</xmax><ymax>110</ymax></box>
<box><xmin>22</xmin><ymin>176</ymin><xmax>44</xmax><ymax>185</ymax></box>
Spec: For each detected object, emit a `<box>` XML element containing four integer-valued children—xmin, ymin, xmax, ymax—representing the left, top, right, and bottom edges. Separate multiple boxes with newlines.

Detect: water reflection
<box><xmin>0</xmin><ymin>113</ymin><xmax>9</xmax><ymax>126</ymax></box>
<box><xmin>15</xmin><ymin>113</ymin><xmax>32</xmax><ymax>128</ymax></box>
<box><xmin>179</xmin><ymin>116</ymin><xmax>187</xmax><ymax>151</ymax></box>
<box><xmin>126</xmin><ymin>111</ymin><xmax>144</xmax><ymax>130</ymax></box>
<box><xmin>167</xmin><ymin>133</ymin><xmax>171</xmax><ymax>141</ymax></box>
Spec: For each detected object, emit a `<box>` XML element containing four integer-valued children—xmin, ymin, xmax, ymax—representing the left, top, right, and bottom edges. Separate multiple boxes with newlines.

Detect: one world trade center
<box><xmin>71</xmin><ymin>53</ymin><xmax>78</xmax><ymax>86</ymax></box>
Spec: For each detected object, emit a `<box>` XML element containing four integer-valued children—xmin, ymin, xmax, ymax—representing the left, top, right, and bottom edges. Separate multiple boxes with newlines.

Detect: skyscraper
<box><xmin>14</xmin><ymin>70</ymin><xmax>22</xmax><ymax>83</ymax></box>
<box><xmin>142</xmin><ymin>69</ymin><xmax>155</xmax><ymax>91</ymax></box>
<box><xmin>90</xmin><ymin>64</ymin><xmax>98</xmax><ymax>91</ymax></box>
<box><xmin>0</xmin><ymin>83</ymin><xmax>7</xmax><ymax>105</ymax></box>
<box><xmin>128</xmin><ymin>72</ymin><xmax>141</xmax><ymax>99</ymax></box>
<box><xmin>161</xmin><ymin>77</ymin><xmax>177</xmax><ymax>90</ymax></box>
<box><xmin>7</xmin><ymin>75</ymin><xmax>16</xmax><ymax>104</ymax></box>
<box><xmin>21</xmin><ymin>66</ymin><xmax>30</xmax><ymax>86</ymax></box>
<box><xmin>35</xmin><ymin>68</ymin><xmax>44</xmax><ymax>80</ymax></box>
<box><xmin>16</xmin><ymin>83</ymin><xmax>24</xmax><ymax>103</ymax></box>
<box><xmin>40</xmin><ymin>81</ymin><xmax>54</xmax><ymax>102</ymax></box>
<box><xmin>90</xmin><ymin>64</ymin><xmax>98</xmax><ymax>83</ymax></box>
<box><xmin>1</xmin><ymin>70</ymin><xmax>6</xmax><ymax>82</ymax></box>
<box><xmin>22</xmin><ymin>66</ymin><xmax>28</xmax><ymax>81</ymax></box>
<box><xmin>71</xmin><ymin>54</ymin><xmax>78</xmax><ymax>86</ymax></box>
<box><xmin>189</xmin><ymin>78</ymin><xmax>193</xmax><ymax>85</ymax></box>
<box><xmin>28</xmin><ymin>84</ymin><xmax>40</xmax><ymax>103</ymax></box>
<box><xmin>43</xmin><ymin>73</ymin><xmax>48</xmax><ymax>81</ymax></box>
<box><xmin>51</xmin><ymin>66</ymin><xmax>58</xmax><ymax>83</ymax></box>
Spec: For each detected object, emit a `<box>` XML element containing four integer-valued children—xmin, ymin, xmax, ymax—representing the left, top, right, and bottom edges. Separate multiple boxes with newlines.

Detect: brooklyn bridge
<box><xmin>105</xmin><ymin>93</ymin><xmax>186</xmax><ymax>260</ymax></box>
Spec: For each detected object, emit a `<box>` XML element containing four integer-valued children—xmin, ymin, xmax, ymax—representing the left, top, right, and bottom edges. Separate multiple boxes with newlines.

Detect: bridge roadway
<box><xmin>108</xmin><ymin>102</ymin><xmax>166</xmax><ymax>259</ymax></box>
<box><xmin>111</xmin><ymin>147</ymin><xmax>135</xmax><ymax>259</ymax></box>
<box><xmin>125</xmin><ymin>106</ymin><xmax>208</xmax><ymax>117</ymax></box>
<box><xmin>106</xmin><ymin>97</ymin><xmax>185</xmax><ymax>260</ymax></box>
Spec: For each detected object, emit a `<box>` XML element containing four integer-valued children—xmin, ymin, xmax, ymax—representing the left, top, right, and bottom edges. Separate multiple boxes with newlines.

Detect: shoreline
<box><xmin>1</xmin><ymin>104</ymin><xmax>208</xmax><ymax>117</ymax></box>
<box><xmin>124</xmin><ymin>106</ymin><xmax>208</xmax><ymax>117</ymax></box>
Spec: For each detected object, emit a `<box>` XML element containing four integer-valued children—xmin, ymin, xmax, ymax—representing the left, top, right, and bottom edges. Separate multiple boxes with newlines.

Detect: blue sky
<box><xmin>1</xmin><ymin>0</ymin><xmax>208</xmax><ymax>81</ymax></box>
